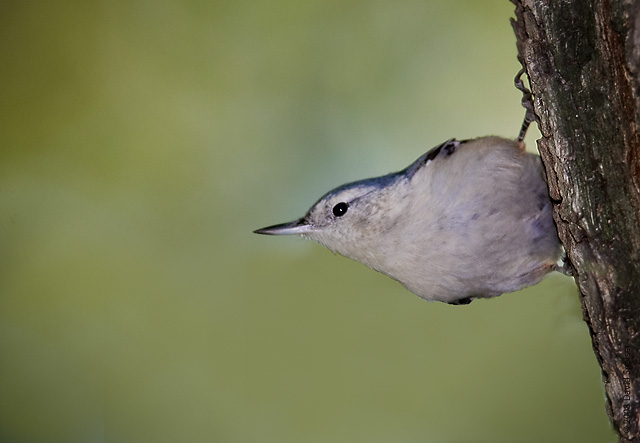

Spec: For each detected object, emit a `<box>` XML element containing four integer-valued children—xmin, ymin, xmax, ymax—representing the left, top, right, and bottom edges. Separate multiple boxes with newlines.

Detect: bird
<box><xmin>254</xmin><ymin>135</ymin><xmax>562</xmax><ymax>305</ymax></box>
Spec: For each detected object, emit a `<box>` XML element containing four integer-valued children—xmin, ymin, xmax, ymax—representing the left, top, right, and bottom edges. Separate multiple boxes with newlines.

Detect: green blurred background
<box><xmin>0</xmin><ymin>1</ymin><xmax>617</xmax><ymax>442</ymax></box>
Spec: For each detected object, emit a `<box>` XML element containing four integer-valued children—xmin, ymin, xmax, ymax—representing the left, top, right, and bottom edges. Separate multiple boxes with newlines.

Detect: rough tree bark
<box><xmin>511</xmin><ymin>1</ymin><xmax>640</xmax><ymax>441</ymax></box>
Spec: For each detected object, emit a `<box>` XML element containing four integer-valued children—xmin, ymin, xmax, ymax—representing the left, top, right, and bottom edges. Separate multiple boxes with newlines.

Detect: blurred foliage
<box><xmin>0</xmin><ymin>1</ymin><xmax>616</xmax><ymax>442</ymax></box>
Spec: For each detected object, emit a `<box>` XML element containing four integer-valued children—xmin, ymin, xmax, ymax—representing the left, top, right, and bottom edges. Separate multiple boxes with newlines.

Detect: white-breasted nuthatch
<box><xmin>254</xmin><ymin>136</ymin><xmax>562</xmax><ymax>305</ymax></box>
<box><xmin>255</xmin><ymin>72</ymin><xmax>563</xmax><ymax>305</ymax></box>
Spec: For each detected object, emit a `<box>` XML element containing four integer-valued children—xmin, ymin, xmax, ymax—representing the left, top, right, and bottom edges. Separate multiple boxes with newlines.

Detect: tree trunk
<box><xmin>511</xmin><ymin>1</ymin><xmax>640</xmax><ymax>441</ymax></box>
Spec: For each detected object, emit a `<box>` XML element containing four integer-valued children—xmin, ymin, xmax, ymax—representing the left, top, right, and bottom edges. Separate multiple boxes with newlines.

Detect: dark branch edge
<box><xmin>511</xmin><ymin>1</ymin><xmax>640</xmax><ymax>441</ymax></box>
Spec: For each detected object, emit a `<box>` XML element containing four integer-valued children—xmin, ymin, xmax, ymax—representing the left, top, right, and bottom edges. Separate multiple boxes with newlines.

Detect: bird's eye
<box><xmin>332</xmin><ymin>202</ymin><xmax>349</xmax><ymax>217</ymax></box>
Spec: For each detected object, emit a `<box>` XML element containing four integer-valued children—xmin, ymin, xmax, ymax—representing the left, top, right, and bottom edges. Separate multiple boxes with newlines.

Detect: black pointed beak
<box><xmin>253</xmin><ymin>218</ymin><xmax>312</xmax><ymax>235</ymax></box>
